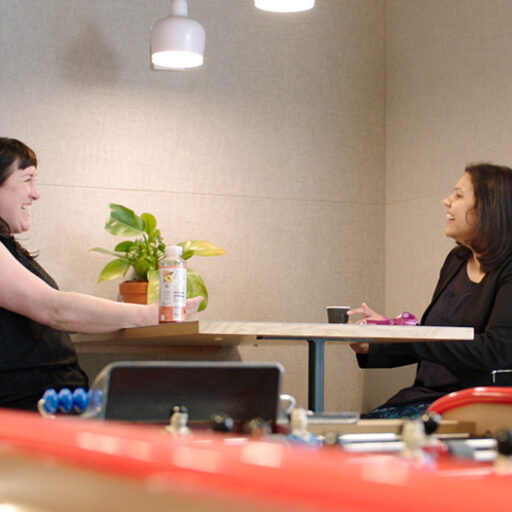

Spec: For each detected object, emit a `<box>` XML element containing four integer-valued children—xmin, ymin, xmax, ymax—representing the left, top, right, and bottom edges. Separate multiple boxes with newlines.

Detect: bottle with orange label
<box><xmin>159</xmin><ymin>245</ymin><xmax>187</xmax><ymax>323</ymax></box>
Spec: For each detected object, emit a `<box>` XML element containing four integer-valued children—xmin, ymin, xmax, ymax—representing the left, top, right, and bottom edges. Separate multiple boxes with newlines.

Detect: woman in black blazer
<box><xmin>350</xmin><ymin>163</ymin><xmax>512</xmax><ymax>418</ymax></box>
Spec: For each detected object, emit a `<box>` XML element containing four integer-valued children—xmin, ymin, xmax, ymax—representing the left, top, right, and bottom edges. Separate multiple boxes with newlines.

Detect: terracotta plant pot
<box><xmin>119</xmin><ymin>281</ymin><xmax>148</xmax><ymax>304</ymax></box>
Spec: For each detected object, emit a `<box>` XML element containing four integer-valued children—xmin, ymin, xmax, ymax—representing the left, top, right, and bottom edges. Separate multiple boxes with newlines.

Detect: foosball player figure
<box><xmin>210</xmin><ymin>413</ymin><xmax>235</xmax><ymax>434</ymax></box>
<box><xmin>164</xmin><ymin>405</ymin><xmax>192</xmax><ymax>437</ymax></box>
<box><xmin>322</xmin><ymin>431</ymin><xmax>340</xmax><ymax>448</ymax></box>
<box><xmin>400</xmin><ymin>418</ymin><xmax>435</xmax><ymax>467</ymax></box>
<box><xmin>420</xmin><ymin>411</ymin><xmax>448</xmax><ymax>456</ymax></box>
<box><xmin>286</xmin><ymin>408</ymin><xmax>322</xmax><ymax>447</ymax></box>
<box><xmin>494</xmin><ymin>429</ymin><xmax>512</xmax><ymax>475</ymax></box>
<box><xmin>243</xmin><ymin>417</ymin><xmax>272</xmax><ymax>439</ymax></box>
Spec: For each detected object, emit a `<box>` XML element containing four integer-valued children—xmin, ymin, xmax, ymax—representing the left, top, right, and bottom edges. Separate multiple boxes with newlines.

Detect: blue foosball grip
<box><xmin>41</xmin><ymin>389</ymin><xmax>59</xmax><ymax>414</ymax></box>
<box><xmin>39</xmin><ymin>387</ymin><xmax>100</xmax><ymax>417</ymax></box>
<box><xmin>88</xmin><ymin>389</ymin><xmax>104</xmax><ymax>410</ymax></box>
<box><xmin>58</xmin><ymin>388</ymin><xmax>73</xmax><ymax>413</ymax></box>
<box><xmin>72</xmin><ymin>388</ymin><xmax>89</xmax><ymax>413</ymax></box>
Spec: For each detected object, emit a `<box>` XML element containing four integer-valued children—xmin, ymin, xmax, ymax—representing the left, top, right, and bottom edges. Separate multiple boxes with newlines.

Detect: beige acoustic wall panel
<box><xmin>1</xmin><ymin>1</ymin><xmax>385</xmax><ymax>413</ymax></box>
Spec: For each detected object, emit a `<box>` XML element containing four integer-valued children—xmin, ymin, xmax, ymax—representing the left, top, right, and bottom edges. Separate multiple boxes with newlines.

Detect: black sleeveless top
<box><xmin>383</xmin><ymin>262</ymin><xmax>476</xmax><ymax>407</ymax></box>
<box><xmin>0</xmin><ymin>235</ymin><xmax>88</xmax><ymax>410</ymax></box>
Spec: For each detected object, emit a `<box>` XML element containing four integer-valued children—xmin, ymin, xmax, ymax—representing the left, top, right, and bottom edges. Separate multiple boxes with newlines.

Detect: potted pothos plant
<box><xmin>91</xmin><ymin>203</ymin><xmax>225</xmax><ymax>310</ymax></box>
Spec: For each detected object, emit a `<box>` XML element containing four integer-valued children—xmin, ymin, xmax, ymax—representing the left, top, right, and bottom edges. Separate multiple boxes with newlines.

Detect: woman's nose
<box><xmin>443</xmin><ymin>195</ymin><xmax>451</xmax><ymax>207</ymax></box>
<box><xmin>30</xmin><ymin>182</ymin><xmax>40</xmax><ymax>200</ymax></box>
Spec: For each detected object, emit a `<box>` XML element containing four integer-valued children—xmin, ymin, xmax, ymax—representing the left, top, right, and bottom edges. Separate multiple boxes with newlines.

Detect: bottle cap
<box><xmin>166</xmin><ymin>245</ymin><xmax>183</xmax><ymax>256</ymax></box>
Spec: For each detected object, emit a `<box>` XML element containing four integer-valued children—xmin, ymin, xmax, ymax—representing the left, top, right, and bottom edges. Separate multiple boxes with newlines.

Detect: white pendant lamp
<box><xmin>255</xmin><ymin>0</ymin><xmax>315</xmax><ymax>13</ymax></box>
<box><xmin>151</xmin><ymin>0</ymin><xmax>205</xmax><ymax>70</ymax></box>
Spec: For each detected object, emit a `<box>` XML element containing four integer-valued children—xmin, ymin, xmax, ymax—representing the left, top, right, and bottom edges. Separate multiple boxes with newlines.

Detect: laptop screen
<box><xmin>94</xmin><ymin>361</ymin><xmax>283</xmax><ymax>428</ymax></box>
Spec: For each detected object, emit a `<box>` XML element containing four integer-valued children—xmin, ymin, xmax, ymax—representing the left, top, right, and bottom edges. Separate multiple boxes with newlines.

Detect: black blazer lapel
<box><xmin>420</xmin><ymin>246</ymin><xmax>468</xmax><ymax>325</ymax></box>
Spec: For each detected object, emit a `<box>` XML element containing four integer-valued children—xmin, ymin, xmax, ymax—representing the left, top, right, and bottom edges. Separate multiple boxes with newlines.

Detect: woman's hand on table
<box><xmin>347</xmin><ymin>302</ymin><xmax>384</xmax><ymax>355</ymax></box>
<box><xmin>148</xmin><ymin>296</ymin><xmax>204</xmax><ymax>325</ymax></box>
<box><xmin>347</xmin><ymin>302</ymin><xmax>385</xmax><ymax>324</ymax></box>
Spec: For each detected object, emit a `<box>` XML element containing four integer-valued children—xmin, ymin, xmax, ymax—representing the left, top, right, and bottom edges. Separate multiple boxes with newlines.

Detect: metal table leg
<box><xmin>257</xmin><ymin>335</ymin><xmax>327</xmax><ymax>413</ymax></box>
<box><xmin>307</xmin><ymin>339</ymin><xmax>325</xmax><ymax>413</ymax></box>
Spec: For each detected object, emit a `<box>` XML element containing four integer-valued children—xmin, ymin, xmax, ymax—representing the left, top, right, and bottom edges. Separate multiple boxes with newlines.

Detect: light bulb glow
<box><xmin>152</xmin><ymin>50</ymin><xmax>203</xmax><ymax>69</ymax></box>
<box><xmin>255</xmin><ymin>0</ymin><xmax>314</xmax><ymax>13</ymax></box>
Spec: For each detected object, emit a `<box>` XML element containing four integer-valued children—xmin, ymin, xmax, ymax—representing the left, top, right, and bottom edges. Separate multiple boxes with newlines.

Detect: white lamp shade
<box><xmin>255</xmin><ymin>0</ymin><xmax>315</xmax><ymax>13</ymax></box>
<box><xmin>151</xmin><ymin>1</ymin><xmax>205</xmax><ymax>70</ymax></box>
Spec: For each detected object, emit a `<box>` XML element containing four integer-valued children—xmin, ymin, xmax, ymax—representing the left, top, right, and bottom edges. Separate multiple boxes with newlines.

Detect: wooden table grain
<box><xmin>72</xmin><ymin>320</ymin><xmax>473</xmax><ymax>349</ymax></box>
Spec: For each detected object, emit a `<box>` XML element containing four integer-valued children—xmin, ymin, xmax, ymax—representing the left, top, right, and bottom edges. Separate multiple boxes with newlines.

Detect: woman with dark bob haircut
<box><xmin>349</xmin><ymin>163</ymin><xmax>512</xmax><ymax>418</ymax></box>
<box><xmin>0</xmin><ymin>138</ymin><xmax>203</xmax><ymax>410</ymax></box>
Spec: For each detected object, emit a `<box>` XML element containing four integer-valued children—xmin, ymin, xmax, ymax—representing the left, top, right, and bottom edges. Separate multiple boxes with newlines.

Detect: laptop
<box><xmin>85</xmin><ymin>361</ymin><xmax>284</xmax><ymax>430</ymax></box>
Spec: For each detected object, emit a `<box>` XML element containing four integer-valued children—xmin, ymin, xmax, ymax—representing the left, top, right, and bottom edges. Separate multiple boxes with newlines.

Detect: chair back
<box><xmin>428</xmin><ymin>387</ymin><xmax>512</xmax><ymax>436</ymax></box>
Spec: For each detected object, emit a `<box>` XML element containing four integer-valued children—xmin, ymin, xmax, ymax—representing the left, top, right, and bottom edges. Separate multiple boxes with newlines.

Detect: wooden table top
<box><xmin>71</xmin><ymin>320</ymin><xmax>474</xmax><ymax>353</ymax></box>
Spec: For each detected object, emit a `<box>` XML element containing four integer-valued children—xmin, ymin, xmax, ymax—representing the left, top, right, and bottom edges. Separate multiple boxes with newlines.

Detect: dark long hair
<box><xmin>465</xmin><ymin>163</ymin><xmax>512</xmax><ymax>272</ymax></box>
<box><xmin>0</xmin><ymin>138</ymin><xmax>38</xmax><ymax>258</ymax></box>
<box><xmin>0</xmin><ymin>138</ymin><xmax>37</xmax><ymax>182</ymax></box>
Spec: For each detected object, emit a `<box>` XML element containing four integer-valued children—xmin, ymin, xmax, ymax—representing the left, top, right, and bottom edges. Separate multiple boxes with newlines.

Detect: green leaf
<box><xmin>141</xmin><ymin>213</ymin><xmax>157</xmax><ymax>236</ymax></box>
<box><xmin>97</xmin><ymin>259</ymin><xmax>131</xmax><ymax>282</ymax></box>
<box><xmin>147</xmin><ymin>270</ymin><xmax>159</xmax><ymax>304</ymax></box>
<box><xmin>187</xmin><ymin>269</ymin><xmax>208</xmax><ymax>311</ymax></box>
<box><xmin>178</xmin><ymin>241</ymin><xmax>226</xmax><ymax>259</ymax></box>
<box><xmin>132</xmin><ymin>259</ymin><xmax>150</xmax><ymax>280</ymax></box>
<box><xmin>105</xmin><ymin>204</ymin><xmax>145</xmax><ymax>237</ymax></box>
<box><xmin>91</xmin><ymin>247</ymin><xmax>128</xmax><ymax>258</ymax></box>
<box><xmin>114</xmin><ymin>241</ymin><xmax>134</xmax><ymax>253</ymax></box>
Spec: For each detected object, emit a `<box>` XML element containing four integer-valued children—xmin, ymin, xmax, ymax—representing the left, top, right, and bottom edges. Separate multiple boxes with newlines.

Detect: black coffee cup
<box><xmin>326</xmin><ymin>306</ymin><xmax>350</xmax><ymax>324</ymax></box>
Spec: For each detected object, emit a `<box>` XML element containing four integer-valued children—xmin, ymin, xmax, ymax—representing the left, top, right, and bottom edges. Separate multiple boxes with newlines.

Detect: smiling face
<box><xmin>443</xmin><ymin>172</ymin><xmax>478</xmax><ymax>246</ymax></box>
<box><xmin>0</xmin><ymin>163</ymin><xmax>40</xmax><ymax>234</ymax></box>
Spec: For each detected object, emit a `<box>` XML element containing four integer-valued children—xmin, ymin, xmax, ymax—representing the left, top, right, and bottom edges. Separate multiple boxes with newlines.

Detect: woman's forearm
<box><xmin>37</xmin><ymin>290</ymin><xmax>159</xmax><ymax>334</ymax></box>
